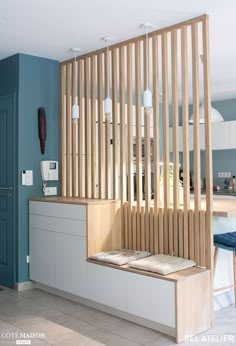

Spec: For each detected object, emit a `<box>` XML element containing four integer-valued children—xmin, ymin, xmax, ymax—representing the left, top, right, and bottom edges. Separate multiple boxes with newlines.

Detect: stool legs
<box><xmin>234</xmin><ymin>252</ymin><xmax>236</xmax><ymax>308</ymax></box>
<box><xmin>214</xmin><ymin>247</ymin><xmax>219</xmax><ymax>278</ymax></box>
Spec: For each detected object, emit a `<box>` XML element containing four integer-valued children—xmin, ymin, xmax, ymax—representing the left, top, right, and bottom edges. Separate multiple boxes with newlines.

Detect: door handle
<box><xmin>0</xmin><ymin>186</ymin><xmax>13</xmax><ymax>190</ymax></box>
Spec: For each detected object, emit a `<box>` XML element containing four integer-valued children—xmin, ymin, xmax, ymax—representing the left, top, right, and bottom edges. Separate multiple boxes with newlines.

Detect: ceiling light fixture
<box><xmin>71</xmin><ymin>48</ymin><xmax>80</xmax><ymax>122</ymax></box>
<box><xmin>189</xmin><ymin>54</ymin><xmax>224</xmax><ymax>124</ymax></box>
<box><xmin>102</xmin><ymin>37</ymin><xmax>112</xmax><ymax>121</ymax></box>
<box><xmin>140</xmin><ymin>23</ymin><xmax>153</xmax><ymax>110</ymax></box>
<box><xmin>189</xmin><ymin>103</ymin><xmax>224</xmax><ymax>124</ymax></box>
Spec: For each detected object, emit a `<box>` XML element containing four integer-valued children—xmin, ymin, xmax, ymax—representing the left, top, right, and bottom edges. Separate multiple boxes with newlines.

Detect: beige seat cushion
<box><xmin>129</xmin><ymin>254</ymin><xmax>196</xmax><ymax>275</ymax></box>
<box><xmin>89</xmin><ymin>249</ymin><xmax>151</xmax><ymax>266</ymax></box>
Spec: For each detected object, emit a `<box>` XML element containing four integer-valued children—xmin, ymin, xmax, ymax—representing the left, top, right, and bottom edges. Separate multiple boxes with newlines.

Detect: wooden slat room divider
<box><xmin>60</xmin><ymin>14</ymin><xmax>213</xmax><ymax>270</ymax></box>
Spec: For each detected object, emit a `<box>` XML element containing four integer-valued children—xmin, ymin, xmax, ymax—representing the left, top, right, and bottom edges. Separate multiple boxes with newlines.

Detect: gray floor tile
<box><xmin>0</xmin><ymin>287</ymin><xmax>235</xmax><ymax>346</ymax></box>
<box><xmin>71</xmin><ymin>306</ymin><xmax>122</xmax><ymax>328</ymax></box>
<box><xmin>104</xmin><ymin>319</ymin><xmax>163</xmax><ymax>344</ymax></box>
<box><xmin>84</xmin><ymin>328</ymin><xmax>142</xmax><ymax>346</ymax></box>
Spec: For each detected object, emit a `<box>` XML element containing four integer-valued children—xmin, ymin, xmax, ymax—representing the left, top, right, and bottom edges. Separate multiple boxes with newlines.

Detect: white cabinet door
<box><xmin>212</xmin><ymin>122</ymin><xmax>230</xmax><ymax>150</ymax></box>
<box><xmin>126</xmin><ymin>273</ymin><xmax>175</xmax><ymax>328</ymax></box>
<box><xmin>29</xmin><ymin>227</ymin><xmax>56</xmax><ymax>287</ymax></box>
<box><xmin>55</xmin><ymin>233</ymin><xmax>88</xmax><ymax>298</ymax></box>
<box><xmin>87</xmin><ymin>262</ymin><xmax>127</xmax><ymax>311</ymax></box>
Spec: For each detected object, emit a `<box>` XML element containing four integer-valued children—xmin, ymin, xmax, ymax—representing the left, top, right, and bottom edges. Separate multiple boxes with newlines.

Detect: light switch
<box><xmin>22</xmin><ymin>170</ymin><xmax>33</xmax><ymax>186</ymax></box>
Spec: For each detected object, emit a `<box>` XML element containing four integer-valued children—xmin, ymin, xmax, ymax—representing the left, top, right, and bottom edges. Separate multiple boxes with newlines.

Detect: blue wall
<box><xmin>17</xmin><ymin>54</ymin><xmax>60</xmax><ymax>282</ymax></box>
<box><xmin>0</xmin><ymin>53</ymin><xmax>60</xmax><ymax>283</ymax></box>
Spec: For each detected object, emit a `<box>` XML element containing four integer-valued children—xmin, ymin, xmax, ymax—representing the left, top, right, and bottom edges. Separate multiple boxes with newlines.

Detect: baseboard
<box><xmin>35</xmin><ymin>282</ymin><xmax>175</xmax><ymax>338</ymax></box>
<box><xmin>14</xmin><ymin>281</ymin><xmax>35</xmax><ymax>291</ymax></box>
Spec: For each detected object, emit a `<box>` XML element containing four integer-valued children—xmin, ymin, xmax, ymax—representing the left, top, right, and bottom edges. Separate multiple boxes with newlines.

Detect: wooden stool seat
<box><xmin>214</xmin><ymin>232</ymin><xmax>236</xmax><ymax>307</ymax></box>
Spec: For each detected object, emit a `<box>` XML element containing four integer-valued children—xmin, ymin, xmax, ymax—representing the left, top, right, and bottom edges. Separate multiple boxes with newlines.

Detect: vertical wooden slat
<box><xmin>171</xmin><ymin>30</ymin><xmax>180</xmax><ymax>258</ymax></box>
<box><xmin>72</xmin><ymin>60</ymin><xmax>77</xmax><ymax>197</ymax></box>
<box><xmin>150</xmin><ymin>207</ymin><xmax>154</xmax><ymax>254</ymax></box>
<box><xmin>141</xmin><ymin>206</ymin><xmax>145</xmax><ymax>250</ymax></box>
<box><xmin>91</xmin><ymin>55</ymin><xmax>97</xmax><ymax>198</ymax></box>
<box><xmin>120</xmin><ymin>46</ymin><xmax>126</xmax><ymax>202</ymax></box>
<box><xmin>152</xmin><ymin>35</ymin><xmax>160</xmax><ymax>255</ymax></box>
<box><xmin>178</xmin><ymin>209</ymin><xmax>184</xmax><ymax>257</ymax></box>
<box><xmin>171</xmin><ymin>29</ymin><xmax>179</xmax><ymax>208</ymax></box>
<box><xmin>144</xmin><ymin>110</ymin><xmax>151</xmax><ymax>251</ymax></box>
<box><xmin>168</xmin><ymin>209</ymin><xmax>173</xmax><ymax>255</ymax></box>
<box><xmin>105</xmin><ymin>48</ymin><xmax>111</xmax><ymax>199</ymax></box>
<box><xmin>61</xmin><ymin>65</ymin><xmax>66</xmax><ymax>196</ymax></box>
<box><xmin>162</xmin><ymin>32</ymin><xmax>170</xmax><ymax>255</ymax></box>
<box><xmin>120</xmin><ymin>46</ymin><xmax>126</xmax><ymax>248</ymax></box>
<box><xmin>112</xmin><ymin>48</ymin><xmax>118</xmax><ymax>200</ymax></box>
<box><xmin>188</xmin><ymin>209</ymin><xmax>195</xmax><ymax>260</ymax></box>
<box><xmin>173</xmin><ymin>210</ymin><xmax>179</xmax><ymax>256</ymax></box>
<box><xmin>132</xmin><ymin>206</ymin><xmax>137</xmax><ymax>250</ymax></box>
<box><xmin>192</xmin><ymin>22</ymin><xmax>201</xmax><ymax>264</ymax></box>
<box><xmin>78</xmin><ymin>60</ymin><xmax>84</xmax><ymax>197</ymax></box>
<box><xmin>153</xmin><ymin>36</ymin><xmax>160</xmax><ymax>211</ymax></box>
<box><xmin>66</xmin><ymin>63</ymin><xmax>72</xmax><ymax>197</ymax></box>
<box><xmin>144</xmin><ymin>34</ymin><xmax>151</xmax><ymax>252</ymax></box>
<box><xmin>85</xmin><ymin>57</ymin><xmax>91</xmax><ymax>198</ymax></box>
<box><xmin>200</xmin><ymin>210</ymin><xmax>206</xmax><ymax>267</ymax></box>
<box><xmin>124</xmin><ymin>203</ymin><xmax>128</xmax><ymax>248</ymax></box>
<box><xmin>202</xmin><ymin>16</ymin><xmax>213</xmax><ymax>271</ymax></box>
<box><xmin>158</xmin><ymin>208</ymin><xmax>164</xmax><ymax>253</ymax></box>
<box><xmin>105</xmin><ymin>118</ymin><xmax>111</xmax><ymax>199</ymax></box>
<box><xmin>164</xmin><ymin>209</ymin><xmax>169</xmax><ymax>254</ymax></box>
<box><xmin>181</xmin><ymin>25</ymin><xmax>190</xmax><ymax>259</ymax></box>
<box><xmin>127</xmin><ymin>43</ymin><xmax>133</xmax><ymax>249</ymax></box>
<box><xmin>98</xmin><ymin>53</ymin><xmax>104</xmax><ymax>199</ymax></box>
<box><xmin>135</xmin><ymin>40</ymin><xmax>142</xmax><ymax>247</ymax></box>
<box><xmin>154</xmin><ymin>212</ymin><xmax>159</xmax><ymax>254</ymax></box>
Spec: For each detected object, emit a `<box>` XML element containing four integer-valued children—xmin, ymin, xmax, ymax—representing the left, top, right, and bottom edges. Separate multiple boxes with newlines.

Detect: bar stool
<box><xmin>214</xmin><ymin>232</ymin><xmax>236</xmax><ymax>307</ymax></box>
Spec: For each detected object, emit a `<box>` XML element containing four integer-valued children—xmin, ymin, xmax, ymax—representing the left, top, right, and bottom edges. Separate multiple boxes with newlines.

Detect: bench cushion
<box><xmin>129</xmin><ymin>254</ymin><xmax>196</xmax><ymax>275</ymax></box>
<box><xmin>89</xmin><ymin>249</ymin><xmax>151</xmax><ymax>266</ymax></box>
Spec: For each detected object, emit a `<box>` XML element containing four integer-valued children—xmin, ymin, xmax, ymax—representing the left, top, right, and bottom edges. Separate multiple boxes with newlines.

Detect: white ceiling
<box><xmin>0</xmin><ymin>0</ymin><xmax>236</xmax><ymax>101</ymax></box>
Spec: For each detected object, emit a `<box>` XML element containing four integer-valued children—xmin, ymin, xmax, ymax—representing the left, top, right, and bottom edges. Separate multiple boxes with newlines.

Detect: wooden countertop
<box><xmin>30</xmin><ymin>196</ymin><xmax>236</xmax><ymax>217</ymax></box>
<box><xmin>30</xmin><ymin>197</ymin><xmax>120</xmax><ymax>205</ymax></box>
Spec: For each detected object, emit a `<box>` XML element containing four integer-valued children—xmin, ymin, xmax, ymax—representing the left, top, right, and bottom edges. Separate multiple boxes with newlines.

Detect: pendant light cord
<box><xmin>146</xmin><ymin>28</ymin><xmax>149</xmax><ymax>90</ymax></box>
<box><xmin>106</xmin><ymin>40</ymin><xmax>110</xmax><ymax>98</ymax></box>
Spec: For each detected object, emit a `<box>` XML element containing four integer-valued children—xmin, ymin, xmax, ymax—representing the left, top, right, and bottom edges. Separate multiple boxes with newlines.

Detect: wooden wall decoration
<box><xmin>60</xmin><ymin>15</ymin><xmax>213</xmax><ymax>270</ymax></box>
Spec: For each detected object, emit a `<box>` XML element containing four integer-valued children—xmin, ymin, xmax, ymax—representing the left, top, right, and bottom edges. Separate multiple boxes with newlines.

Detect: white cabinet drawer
<box><xmin>29</xmin><ymin>202</ymin><xmax>86</xmax><ymax>221</ymax></box>
<box><xmin>126</xmin><ymin>273</ymin><xmax>175</xmax><ymax>328</ymax></box>
<box><xmin>30</xmin><ymin>214</ymin><xmax>86</xmax><ymax>237</ymax></box>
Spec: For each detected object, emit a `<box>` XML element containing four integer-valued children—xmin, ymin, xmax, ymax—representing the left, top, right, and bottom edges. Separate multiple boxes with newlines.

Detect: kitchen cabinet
<box><xmin>170</xmin><ymin>121</ymin><xmax>236</xmax><ymax>151</ymax></box>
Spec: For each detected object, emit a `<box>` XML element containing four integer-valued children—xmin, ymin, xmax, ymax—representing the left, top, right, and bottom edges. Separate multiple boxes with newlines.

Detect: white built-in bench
<box><xmin>29</xmin><ymin>199</ymin><xmax>212</xmax><ymax>344</ymax></box>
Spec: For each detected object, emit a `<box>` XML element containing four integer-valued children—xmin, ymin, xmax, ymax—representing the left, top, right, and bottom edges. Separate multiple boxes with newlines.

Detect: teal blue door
<box><xmin>0</xmin><ymin>94</ymin><xmax>15</xmax><ymax>288</ymax></box>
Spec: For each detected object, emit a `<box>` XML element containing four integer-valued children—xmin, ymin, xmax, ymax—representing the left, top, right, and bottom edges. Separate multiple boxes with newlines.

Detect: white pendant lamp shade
<box><xmin>189</xmin><ymin>104</ymin><xmax>224</xmax><ymax>124</ymax></box>
<box><xmin>104</xmin><ymin>96</ymin><xmax>112</xmax><ymax>115</ymax></box>
<box><xmin>72</xmin><ymin>102</ymin><xmax>79</xmax><ymax>121</ymax></box>
<box><xmin>144</xmin><ymin>89</ymin><xmax>152</xmax><ymax>108</ymax></box>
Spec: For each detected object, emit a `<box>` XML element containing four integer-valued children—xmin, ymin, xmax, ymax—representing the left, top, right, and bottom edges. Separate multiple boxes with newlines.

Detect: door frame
<box><xmin>0</xmin><ymin>93</ymin><xmax>17</xmax><ymax>287</ymax></box>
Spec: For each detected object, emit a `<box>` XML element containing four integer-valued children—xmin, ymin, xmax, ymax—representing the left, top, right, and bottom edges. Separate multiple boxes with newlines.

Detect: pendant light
<box><xmin>189</xmin><ymin>104</ymin><xmax>224</xmax><ymax>124</ymax></box>
<box><xmin>189</xmin><ymin>55</ymin><xmax>224</xmax><ymax>123</ymax></box>
<box><xmin>140</xmin><ymin>23</ymin><xmax>153</xmax><ymax>110</ymax></box>
<box><xmin>102</xmin><ymin>37</ymin><xmax>112</xmax><ymax>120</ymax></box>
<box><xmin>71</xmin><ymin>48</ymin><xmax>80</xmax><ymax>122</ymax></box>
